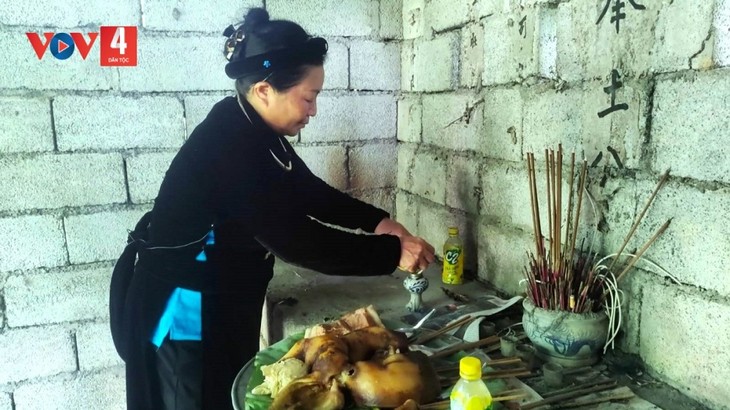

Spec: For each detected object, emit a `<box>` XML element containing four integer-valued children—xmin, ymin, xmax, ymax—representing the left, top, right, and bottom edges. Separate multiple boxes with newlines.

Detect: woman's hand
<box><xmin>374</xmin><ymin>218</ymin><xmax>411</xmax><ymax>238</ymax></box>
<box><xmin>398</xmin><ymin>235</ymin><xmax>435</xmax><ymax>274</ymax></box>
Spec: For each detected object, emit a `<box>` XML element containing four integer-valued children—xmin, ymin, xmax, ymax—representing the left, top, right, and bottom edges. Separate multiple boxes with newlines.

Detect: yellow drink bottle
<box><xmin>442</xmin><ymin>226</ymin><xmax>464</xmax><ymax>284</ymax></box>
<box><xmin>450</xmin><ymin>356</ymin><xmax>493</xmax><ymax>410</ymax></box>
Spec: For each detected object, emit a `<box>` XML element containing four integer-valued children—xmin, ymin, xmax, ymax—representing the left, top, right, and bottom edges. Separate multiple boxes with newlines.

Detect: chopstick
<box><xmin>429</xmin><ymin>335</ymin><xmax>499</xmax><ymax>360</ymax></box>
<box><xmin>411</xmin><ymin>315</ymin><xmax>475</xmax><ymax>345</ymax></box>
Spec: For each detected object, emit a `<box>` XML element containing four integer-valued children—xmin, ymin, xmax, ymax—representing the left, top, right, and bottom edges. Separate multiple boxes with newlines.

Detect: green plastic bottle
<box><xmin>450</xmin><ymin>356</ymin><xmax>493</xmax><ymax>410</ymax></box>
<box><xmin>442</xmin><ymin>226</ymin><xmax>464</xmax><ymax>284</ymax></box>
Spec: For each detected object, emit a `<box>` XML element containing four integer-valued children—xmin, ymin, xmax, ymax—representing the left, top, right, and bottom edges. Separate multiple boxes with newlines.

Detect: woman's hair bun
<box><xmin>242</xmin><ymin>8</ymin><xmax>270</xmax><ymax>34</ymax></box>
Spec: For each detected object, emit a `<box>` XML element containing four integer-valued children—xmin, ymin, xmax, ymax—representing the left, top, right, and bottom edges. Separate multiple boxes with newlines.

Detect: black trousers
<box><xmin>155</xmin><ymin>339</ymin><xmax>203</xmax><ymax>410</ymax></box>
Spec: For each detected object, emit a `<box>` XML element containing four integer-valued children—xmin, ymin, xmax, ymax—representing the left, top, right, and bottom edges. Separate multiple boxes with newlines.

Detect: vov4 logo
<box><xmin>26</xmin><ymin>26</ymin><xmax>137</xmax><ymax>66</ymax></box>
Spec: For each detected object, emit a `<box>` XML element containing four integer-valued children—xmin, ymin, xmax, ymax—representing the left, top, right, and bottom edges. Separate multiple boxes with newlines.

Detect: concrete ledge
<box><xmin>263</xmin><ymin>261</ymin><xmax>492</xmax><ymax>344</ymax></box>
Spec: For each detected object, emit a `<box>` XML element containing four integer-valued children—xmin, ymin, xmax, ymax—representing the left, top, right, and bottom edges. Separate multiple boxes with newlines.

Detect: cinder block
<box><xmin>397</xmin><ymin>144</ymin><xmax>417</xmax><ymax>195</ymax></box>
<box><xmin>0</xmin><ymin>0</ymin><xmax>138</xmax><ymax>27</ymax></box>
<box><xmin>13</xmin><ymin>370</ymin><xmax>126</xmax><ymax>410</ymax></box>
<box><xmin>0</xmin><ymin>326</ymin><xmax>75</xmax><ymax>383</ymax></box>
<box><xmin>483</xmin><ymin>8</ymin><xmax>538</xmax><ymax>86</ymax></box>
<box><xmin>395</xmin><ymin>190</ymin><xmax>420</xmax><ymax>233</ymax></box>
<box><xmin>478</xmin><ymin>222</ymin><xmax>534</xmax><ymax>295</ymax></box>
<box><xmin>537</xmin><ymin>5</ymin><xmax>557</xmax><ymax>79</ymax></box>
<box><xmin>301</xmin><ymin>94</ymin><xmax>396</xmax><ymax>142</ymax></box>
<box><xmin>652</xmin><ymin>0</ymin><xmax>715</xmax><ymax>72</ymax></box>
<box><xmin>556</xmin><ymin>1</ymin><xmax>659</xmax><ymax>82</ymax></box>
<box><xmin>522</xmin><ymin>80</ymin><xmax>647</xmax><ymax>170</ymax></box>
<box><xmin>411</xmin><ymin>148</ymin><xmax>447</xmax><ymax>205</ymax></box>
<box><xmin>446</xmin><ymin>155</ymin><xmax>481</xmax><ymax>215</ymax></box>
<box><xmin>425</xmin><ymin>0</ymin><xmax>471</xmax><ymax>32</ymax></box>
<box><xmin>266</xmin><ymin>0</ymin><xmax>379</xmax><ymax>37</ymax></box>
<box><xmin>54</xmin><ymin>95</ymin><xmax>185</xmax><ymax>151</ymax></box>
<box><xmin>0</xmin><ymin>215</ymin><xmax>66</xmax><ymax>273</ymax></box>
<box><xmin>351</xmin><ymin>188</ymin><xmax>395</xmax><ymax>217</ymax></box>
<box><xmin>0</xmin><ymin>393</ymin><xmax>10</xmax><ymax>410</ymax></box>
<box><xmin>652</xmin><ymin>71</ymin><xmax>730</xmax><ymax>184</ymax></box>
<box><xmin>616</xmin><ymin>269</ymin><xmax>647</xmax><ymax>355</ymax></box>
<box><xmin>184</xmin><ymin>94</ymin><xmax>230</xmax><ymax>136</ymax></box>
<box><xmin>324</xmin><ymin>39</ymin><xmax>349</xmax><ymax>90</ymax></box>
<box><xmin>460</xmin><ymin>23</ymin><xmax>484</xmax><ymax>88</ymax></box>
<box><xmin>65</xmin><ymin>209</ymin><xmax>149</xmax><ymax>264</ymax></box>
<box><xmin>403</xmin><ymin>0</ymin><xmax>425</xmax><ymax>40</ymax></box>
<box><xmin>127</xmin><ymin>152</ymin><xmax>177</xmax><ymax>203</ymax></box>
<box><xmin>640</xmin><ymin>280</ymin><xmax>730</xmax><ymax>409</ymax></box>
<box><xmin>5</xmin><ymin>267</ymin><xmax>110</xmax><ymax>327</ymax></box>
<box><xmin>478</xmin><ymin>0</ymin><xmax>521</xmax><ymax>17</ymax></box>
<box><xmin>716</xmin><ymin>0</ymin><xmax>730</xmax><ymax>67</ymax></box>
<box><xmin>422</xmin><ymin>93</ymin><xmax>484</xmax><ymax>152</ymax></box>
<box><xmin>0</xmin><ymin>31</ymin><xmax>115</xmax><ymax>91</ymax></box>
<box><xmin>397</xmin><ymin>95</ymin><xmax>422</xmax><ymax>143</ymax></box>
<box><xmin>119</xmin><ymin>33</ymin><xmax>231</xmax><ymax>92</ymax></box>
<box><xmin>482</xmin><ymin>87</ymin><xmax>523</xmax><ymax>162</ymax></box>
<box><xmin>480</xmin><ymin>158</ymin><xmax>573</xmax><ymax>237</ymax></box>
<box><xmin>76</xmin><ymin>322</ymin><xmax>123</xmax><ymax>370</ymax></box>
<box><xmin>401</xmin><ymin>40</ymin><xmax>416</xmax><ymax>91</ymax></box>
<box><xmin>0</xmin><ymin>97</ymin><xmax>53</xmax><ymax>153</ymax></box>
<box><xmin>480</xmin><ymin>160</ymin><xmax>531</xmax><ymax>231</ymax></box>
<box><xmin>380</xmin><ymin>0</ymin><xmax>403</xmax><ymax>39</ymax></box>
<box><xmin>0</xmin><ymin>153</ymin><xmax>126</xmax><ymax>212</ymax></box>
<box><xmin>294</xmin><ymin>145</ymin><xmax>348</xmax><ymax>191</ymax></box>
<box><xmin>419</xmin><ymin>203</ymin><xmax>476</xmax><ymax>271</ymax></box>
<box><xmin>350</xmin><ymin>40</ymin><xmax>400</xmax><ymax>91</ymax></box>
<box><xmin>349</xmin><ymin>142</ymin><xmax>397</xmax><ymax>190</ymax></box>
<box><xmin>615</xmin><ymin>179</ymin><xmax>730</xmax><ymax>297</ymax></box>
<box><xmin>413</xmin><ymin>32</ymin><xmax>459</xmax><ymax>91</ymax></box>
<box><xmin>141</xmin><ymin>0</ymin><xmax>259</xmax><ymax>32</ymax></box>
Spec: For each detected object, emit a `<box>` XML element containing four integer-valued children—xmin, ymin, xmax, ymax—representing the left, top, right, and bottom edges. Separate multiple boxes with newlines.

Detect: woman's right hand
<box><xmin>398</xmin><ymin>235</ymin><xmax>435</xmax><ymax>273</ymax></box>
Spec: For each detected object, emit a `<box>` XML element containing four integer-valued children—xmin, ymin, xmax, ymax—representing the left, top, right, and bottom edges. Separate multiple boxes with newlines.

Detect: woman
<box><xmin>110</xmin><ymin>7</ymin><xmax>435</xmax><ymax>410</ymax></box>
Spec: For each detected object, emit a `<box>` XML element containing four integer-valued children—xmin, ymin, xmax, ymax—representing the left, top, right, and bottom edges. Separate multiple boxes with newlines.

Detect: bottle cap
<box><xmin>448</xmin><ymin>226</ymin><xmax>459</xmax><ymax>236</ymax></box>
<box><xmin>459</xmin><ymin>356</ymin><xmax>482</xmax><ymax>380</ymax></box>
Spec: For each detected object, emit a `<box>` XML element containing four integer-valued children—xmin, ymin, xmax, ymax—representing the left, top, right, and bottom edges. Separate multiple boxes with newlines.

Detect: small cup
<box><xmin>500</xmin><ymin>335</ymin><xmax>519</xmax><ymax>357</ymax></box>
<box><xmin>543</xmin><ymin>362</ymin><xmax>564</xmax><ymax>387</ymax></box>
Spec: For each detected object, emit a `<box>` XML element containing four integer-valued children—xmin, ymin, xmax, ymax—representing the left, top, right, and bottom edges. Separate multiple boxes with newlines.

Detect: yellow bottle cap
<box><xmin>448</xmin><ymin>226</ymin><xmax>459</xmax><ymax>236</ymax></box>
<box><xmin>459</xmin><ymin>356</ymin><xmax>482</xmax><ymax>380</ymax></box>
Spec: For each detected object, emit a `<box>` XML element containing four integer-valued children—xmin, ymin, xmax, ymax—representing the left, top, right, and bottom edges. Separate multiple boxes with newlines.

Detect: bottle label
<box><xmin>442</xmin><ymin>245</ymin><xmax>464</xmax><ymax>284</ymax></box>
<box><xmin>450</xmin><ymin>390</ymin><xmax>493</xmax><ymax>410</ymax></box>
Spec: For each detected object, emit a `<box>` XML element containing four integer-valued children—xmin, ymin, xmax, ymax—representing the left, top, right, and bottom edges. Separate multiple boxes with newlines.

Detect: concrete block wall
<box><xmin>0</xmin><ymin>1</ymin><xmax>399</xmax><ymax>408</ymax></box>
<box><xmin>396</xmin><ymin>0</ymin><xmax>730</xmax><ymax>408</ymax></box>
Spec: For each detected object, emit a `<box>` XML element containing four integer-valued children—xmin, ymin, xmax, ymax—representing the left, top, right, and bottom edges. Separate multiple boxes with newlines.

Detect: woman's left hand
<box><xmin>374</xmin><ymin>218</ymin><xmax>411</xmax><ymax>238</ymax></box>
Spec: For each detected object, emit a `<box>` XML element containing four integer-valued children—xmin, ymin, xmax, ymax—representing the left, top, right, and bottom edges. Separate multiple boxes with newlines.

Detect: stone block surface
<box><xmin>267</xmin><ymin>0</ymin><xmax>379</xmax><ymax>37</ymax></box>
<box><xmin>141</xmin><ymin>0</ymin><xmax>259</xmax><ymax>32</ymax></box>
<box><xmin>127</xmin><ymin>152</ymin><xmax>178</xmax><ymax>203</ymax></box>
<box><xmin>413</xmin><ymin>32</ymin><xmax>459</xmax><ymax>91</ymax></box>
<box><xmin>350</xmin><ymin>40</ymin><xmax>400</xmax><ymax>91</ymax></box>
<box><xmin>422</xmin><ymin>93</ymin><xmax>484</xmax><ymax>152</ymax></box>
<box><xmin>54</xmin><ymin>95</ymin><xmax>185</xmax><ymax>151</ymax></box>
<box><xmin>65</xmin><ymin>209</ymin><xmax>149</xmax><ymax>264</ymax></box>
<box><xmin>76</xmin><ymin>322</ymin><xmax>124</xmax><ymax>370</ymax></box>
<box><xmin>0</xmin><ymin>326</ymin><xmax>75</xmax><ymax>383</ymax></box>
<box><xmin>295</xmin><ymin>144</ymin><xmax>348</xmax><ymax>191</ymax></box>
<box><xmin>301</xmin><ymin>94</ymin><xmax>396</xmax><ymax>142</ymax></box>
<box><xmin>349</xmin><ymin>143</ymin><xmax>397</xmax><ymax>189</ymax></box>
<box><xmin>397</xmin><ymin>95</ymin><xmax>422</xmax><ymax>143</ymax></box>
<box><xmin>119</xmin><ymin>33</ymin><xmax>231</xmax><ymax>92</ymax></box>
<box><xmin>0</xmin><ymin>215</ymin><xmax>66</xmax><ymax>273</ymax></box>
<box><xmin>483</xmin><ymin>8</ymin><xmax>538</xmax><ymax>85</ymax></box>
<box><xmin>5</xmin><ymin>267</ymin><xmax>111</xmax><ymax>327</ymax></box>
<box><xmin>0</xmin><ymin>153</ymin><xmax>126</xmax><ymax>212</ymax></box>
<box><xmin>0</xmin><ymin>97</ymin><xmax>53</xmax><ymax>153</ymax></box>
<box><xmin>13</xmin><ymin>370</ymin><xmax>126</xmax><ymax>410</ymax></box>
<box><xmin>482</xmin><ymin>87</ymin><xmax>523</xmax><ymax>162</ymax></box>
<box><xmin>640</xmin><ymin>280</ymin><xmax>730</xmax><ymax>409</ymax></box>
<box><xmin>652</xmin><ymin>71</ymin><xmax>730</xmax><ymax>184</ymax></box>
